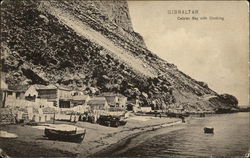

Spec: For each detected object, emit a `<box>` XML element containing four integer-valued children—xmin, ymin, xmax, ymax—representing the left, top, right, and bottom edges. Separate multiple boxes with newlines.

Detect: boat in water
<box><xmin>204</xmin><ymin>127</ymin><xmax>214</xmax><ymax>134</ymax></box>
<box><xmin>44</xmin><ymin>126</ymin><xmax>86</xmax><ymax>143</ymax></box>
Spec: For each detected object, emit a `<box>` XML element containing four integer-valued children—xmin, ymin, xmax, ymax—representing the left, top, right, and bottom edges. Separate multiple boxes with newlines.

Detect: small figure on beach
<box><xmin>180</xmin><ymin>115</ymin><xmax>185</xmax><ymax>123</ymax></box>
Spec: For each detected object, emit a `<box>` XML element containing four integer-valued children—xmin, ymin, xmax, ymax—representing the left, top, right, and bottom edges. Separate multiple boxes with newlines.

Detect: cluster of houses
<box><xmin>0</xmin><ymin>80</ymin><xmax>144</xmax><ymax>113</ymax></box>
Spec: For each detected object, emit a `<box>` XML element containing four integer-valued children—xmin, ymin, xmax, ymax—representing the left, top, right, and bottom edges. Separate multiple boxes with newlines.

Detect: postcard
<box><xmin>0</xmin><ymin>0</ymin><xmax>249</xmax><ymax>157</ymax></box>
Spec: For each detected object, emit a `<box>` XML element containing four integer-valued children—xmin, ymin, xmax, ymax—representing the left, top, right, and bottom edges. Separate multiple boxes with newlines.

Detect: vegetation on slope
<box><xmin>1</xmin><ymin>0</ymin><xmax>238</xmax><ymax>112</ymax></box>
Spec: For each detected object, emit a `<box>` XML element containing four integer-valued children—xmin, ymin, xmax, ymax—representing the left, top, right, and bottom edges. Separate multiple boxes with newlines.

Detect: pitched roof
<box><xmin>25</xmin><ymin>86</ymin><xmax>38</xmax><ymax>96</ymax></box>
<box><xmin>72</xmin><ymin>95</ymin><xmax>89</xmax><ymax>101</ymax></box>
<box><xmin>99</xmin><ymin>92</ymin><xmax>125</xmax><ymax>97</ymax></box>
<box><xmin>88</xmin><ymin>97</ymin><xmax>107</xmax><ymax>105</ymax></box>
<box><xmin>33</xmin><ymin>84</ymin><xmax>57</xmax><ymax>90</ymax></box>
<box><xmin>105</xmin><ymin>97</ymin><xmax>117</xmax><ymax>105</ymax></box>
<box><xmin>32</xmin><ymin>84</ymin><xmax>71</xmax><ymax>91</ymax></box>
<box><xmin>9</xmin><ymin>84</ymin><xmax>30</xmax><ymax>92</ymax></box>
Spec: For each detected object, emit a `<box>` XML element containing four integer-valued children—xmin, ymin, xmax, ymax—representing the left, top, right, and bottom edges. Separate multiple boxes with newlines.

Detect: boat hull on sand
<box><xmin>204</xmin><ymin>127</ymin><xmax>214</xmax><ymax>134</ymax></box>
<box><xmin>44</xmin><ymin>128</ymin><xmax>86</xmax><ymax>143</ymax></box>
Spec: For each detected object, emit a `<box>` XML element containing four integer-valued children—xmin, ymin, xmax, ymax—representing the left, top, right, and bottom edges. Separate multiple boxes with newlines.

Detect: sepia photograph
<box><xmin>0</xmin><ymin>0</ymin><xmax>249</xmax><ymax>157</ymax></box>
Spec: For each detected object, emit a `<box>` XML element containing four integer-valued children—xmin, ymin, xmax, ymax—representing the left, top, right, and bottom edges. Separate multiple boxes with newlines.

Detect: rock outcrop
<box><xmin>1</xmin><ymin>0</ymin><xmax>238</xmax><ymax>112</ymax></box>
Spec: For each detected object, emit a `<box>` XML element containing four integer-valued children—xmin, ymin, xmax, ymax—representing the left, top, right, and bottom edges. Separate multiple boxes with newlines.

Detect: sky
<box><xmin>128</xmin><ymin>1</ymin><xmax>249</xmax><ymax>106</ymax></box>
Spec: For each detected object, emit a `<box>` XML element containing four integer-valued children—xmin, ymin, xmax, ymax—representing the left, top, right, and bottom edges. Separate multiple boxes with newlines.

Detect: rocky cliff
<box><xmin>1</xmin><ymin>0</ymin><xmax>238</xmax><ymax>112</ymax></box>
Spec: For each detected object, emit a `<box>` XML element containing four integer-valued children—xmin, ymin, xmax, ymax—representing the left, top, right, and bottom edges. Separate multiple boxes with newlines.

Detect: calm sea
<box><xmin>100</xmin><ymin>112</ymin><xmax>249</xmax><ymax>157</ymax></box>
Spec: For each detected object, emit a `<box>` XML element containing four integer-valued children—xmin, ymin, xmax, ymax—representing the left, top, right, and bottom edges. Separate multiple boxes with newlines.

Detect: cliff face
<box><xmin>1</xmin><ymin>0</ymin><xmax>238</xmax><ymax>112</ymax></box>
<box><xmin>88</xmin><ymin>0</ymin><xmax>134</xmax><ymax>32</ymax></box>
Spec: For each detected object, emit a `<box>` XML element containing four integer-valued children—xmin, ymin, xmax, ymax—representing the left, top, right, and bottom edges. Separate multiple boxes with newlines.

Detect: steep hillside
<box><xmin>1</xmin><ymin>0</ymin><xmax>238</xmax><ymax>112</ymax></box>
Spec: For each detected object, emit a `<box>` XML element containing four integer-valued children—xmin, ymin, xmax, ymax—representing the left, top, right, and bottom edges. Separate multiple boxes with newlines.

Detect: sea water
<box><xmin>103</xmin><ymin>113</ymin><xmax>249</xmax><ymax>157</ymax></box>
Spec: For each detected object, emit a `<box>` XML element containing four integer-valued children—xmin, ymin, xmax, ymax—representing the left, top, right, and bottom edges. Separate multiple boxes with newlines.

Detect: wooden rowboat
<box><xmin>44</xmin><ymin>128</ymin><xmax>86</xmax><ymax>143</ymax></box>
<box><xmin>204</xmin><ymin>127</ymin><xmax>214</xmax><ymax>134</ymax></box>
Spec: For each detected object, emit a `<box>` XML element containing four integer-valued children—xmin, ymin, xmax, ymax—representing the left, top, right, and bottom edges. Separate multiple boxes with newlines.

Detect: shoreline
<box><xmin>76</xmin><ymin>116</ymin><xmax>183</xmax><ymax>157</ymax></box>
<box><xmin>91</xmin><ymin>120</ymin><xmax>184</xmax><ymax>157</ymax></box>
<box><xmin>94</xmin><ymin>113</ymin><xmax>250</xmax><ymax>158</ymax></box>
<box><xmin>1</xmin><ymin>113</ymin><xmax>246</xmax><ymax>157</ymax></box>
<box><xmin>0</xmin><ymin>116</ymin><xmax>183</xmax><ymax>157</ymax></box>
<box><xmin>89</xmin><ymin>113</ymin><xmax>244</xmax><ymax>157</ymax></box>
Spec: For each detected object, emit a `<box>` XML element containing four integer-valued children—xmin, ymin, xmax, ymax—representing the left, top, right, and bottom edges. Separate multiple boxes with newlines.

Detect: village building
<box><xmin>58</xmin><ymin>96</ymin><xmax>71</xmax><ymax>108</ymax></box>
<box><xmin>24</xmin><ymin>84</ymin><xmax>38</xmax><ymax>101</ymax></box>
<box><xmin>24</xmin><ymin>84</ymin><xmax>89</xmax><ymax>108</ymax></box>
<box><xmin>87</xmin><ymin>97</ymin><xmax>109</xmax><ymax>111</ymax></box>
<box><xmin>126</xmin><ymin>99</ymin><xmax>140</xmax><ymax>112</ymax></box>
<box><xmin>59</xmin><ymin>94</ymin><xmax>90</xmax><ymax>108</ymax></box>
<box><xmin>24</xmin><ymin>84</ymin><xmax>56</xmax><ymax>104</ymax></box>
<box><xmin>0</xmin><ymin>80</ymin><xmax>9</xmax><ymax>108</ymax></box>
<box><xmin>24</xmin><ymin>84</ymin><xmax>72</xmax><ymax>107</ymax></box>
<box><xmin>99</xmin><ymin>92</ymin><xmax>118</xmax><ymax>107</ymax></box>
<box><xmin>8</xmin><ymin>85</ymin><xmax>29</xmax><ymax>100</ymax></box>
<box><xmin>118</xmin><ymin>96</ymin><xmax>127</xmax><ymax>109</ymax></box>
<box><xmin>0</xmin><ymin>80</ymin><xmax>30</xmax><ymax>108</ymax></box>
<box><xmin>99</xmin><ymin>92</ymin><xmax>127</xmax><ymax>109</ymax></box>
<box><xmin>140</xmin><ymin>107</ymin><xmax>152</xmax><ymax>113</ymax></box>
<box><xmin>57</xmin><ymin>85</ymin><xmax>72</xmax><ymax>100</ymax></box>
<box><xmin>71</xmin><ymin>95</ymin><xmax>90</xmax><ymax>106</ymax></box>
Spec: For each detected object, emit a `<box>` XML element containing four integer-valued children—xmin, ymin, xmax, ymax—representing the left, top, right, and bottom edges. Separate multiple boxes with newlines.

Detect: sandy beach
<box><xmin>0</xmin><ymin>116</ymin><xmax>181</xmax><ymax>157</ymax></box>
